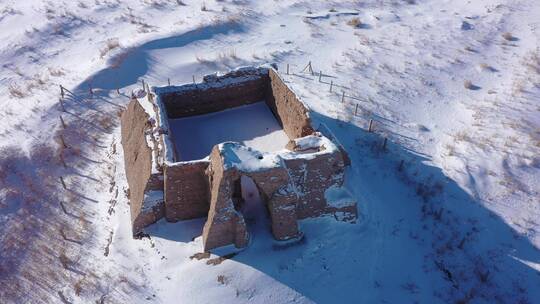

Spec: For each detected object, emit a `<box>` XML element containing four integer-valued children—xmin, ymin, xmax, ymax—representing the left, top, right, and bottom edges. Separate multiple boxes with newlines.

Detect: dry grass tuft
<box><xmin>217</xmin><ymin>275</ymin><xmax>229</xmax><ymax>285</ymax></box>
<box><xmin>48</xmin><ymin>67</ymin><xmax>65</xmax><ymax>77</ymax></box>
<box><xmin>8</xmin><ymin>84</ymin><xmax>27</xmax><ymax>98</ymax></box>
<box><xmin>100</xmin><ymin>38</ymin><xmax>120</xmax><ymax>58</ymax></box>
<box><xmin>524</xmin><ymin>50</ymin><xmax>540</xmax><ymax>74</ymax></box>
<box><xmin>502</xmin><ymin>32</ymin><xmax>514</xmax><ymax>41</ymax></box>
<box><xmin>347</xmin><ymin>17</ymin><xmax>362</xmax><ymax>28</ymax></box>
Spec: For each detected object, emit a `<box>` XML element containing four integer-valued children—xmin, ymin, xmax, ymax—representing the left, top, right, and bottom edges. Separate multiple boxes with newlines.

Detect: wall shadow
<box><xmin>72</xmin><ymin>20</ymin><xmax>245</xmax><ymax>93</ymax></box>
<box><xmin>211</xmin><ymin>112</ymin><xmax>540</xmax><ymax>303</ymax></box>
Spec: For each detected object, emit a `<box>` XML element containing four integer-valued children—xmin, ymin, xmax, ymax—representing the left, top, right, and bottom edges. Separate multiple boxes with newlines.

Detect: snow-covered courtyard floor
<box><xmin>0</xmin><ymin>0</ymin><xmax>539</xmax><ymax>303</ymax></box>
<box><xmin>168</xmin><ymin>101</ymin><xmax>289</xmax><ymax>161</ymax></box>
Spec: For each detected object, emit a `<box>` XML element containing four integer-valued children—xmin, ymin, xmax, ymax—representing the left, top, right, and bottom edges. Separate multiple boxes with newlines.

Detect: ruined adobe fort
<box><xmin>121</xmin><ymin>65</ymin><xmax>357</xmax><ymax>252</ymax></box>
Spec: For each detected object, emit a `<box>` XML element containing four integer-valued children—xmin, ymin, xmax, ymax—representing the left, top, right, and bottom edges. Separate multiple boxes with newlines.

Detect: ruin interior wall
<box><xmin>154</xmin><ymin>67</ymin><xmax>278</xmax><ymax>222</ymax></box>
<box><xmin>164</xmin><ymin>161</ymin><xmax>209</xmax><ymax>222</ymax></box>
<box><xmin>158</xmin><ymin>68</ymin><xmax>269</xmax><ymax>119</ymax></box>
<box><xmin>265</xmin><ymin>68</ymin><xmax>315</xmax><ymax>139</ymax></box>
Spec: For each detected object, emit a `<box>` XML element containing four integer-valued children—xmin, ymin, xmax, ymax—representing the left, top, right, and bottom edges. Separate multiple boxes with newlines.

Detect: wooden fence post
<box><xmin>355</xmin><ymin>104</ymin><xmax>359</xmax><ymax>116</ymax></box>
<box><xmin>60</xmin><ymin>177</ymin><xmax>67</xmax><ymax>190</ymax></box>
<box><xmin>398</xmin><ymin>160</ymin><xmax>404</xmax><ymax>171</ymax></box>
<box><xmin>329</xmin><ymin>81</ymin><xmax>333</xmax><ymax>92</ymax></box>
<box><xmin>59</xmin><ymin>99</ymin><xmax>65</xmax><ymax>112</ymax></box>
<box><xmin>341</xmin><ymin>91</ymin><xmax>345</xmax><ymax>103</ymax></box>
<box><xmin>286</xmin><ymin>64</ymin><xmax>289</xmax><ymax>75</ymax></box>
<box><xmin>319</xmin><ymin>71</ymin><xmax>322</xmax><ymax>82</ymax></box>
<box><xmin>60</xmin><ymin>135</ymin><xmax>67</xmax><ymax>148</ymax></box>
<box><xmin>59</xmin><ymin>115</ymin><xmax>66</xmax><ymax>129</ymax></box>
<box><xmin>59</xmin><ymin>201</ymin><xmax>68</xmax><ymax>214</ymax></box>
<box><xmin>382</xmin><ymin>137</ymin><xmax>388</xmax><ymax>150</ymax></box>
<box><xmin>168</xmin><ymin>78</ymin><xmax>171</xmax><ymax>86</ymax></box>
<box><xmin>60</xmin><ymin>85</ymin><xmax>64</xmax><ymax>99</ymax></box>
<box><xmin>368</xmin><ymin>119</ymin><xmax>373</xmax><ymax>132</ymax></box>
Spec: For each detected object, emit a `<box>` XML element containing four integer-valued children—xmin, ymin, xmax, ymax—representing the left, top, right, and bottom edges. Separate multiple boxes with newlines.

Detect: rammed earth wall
<box><xmin>120</xmin><ymin>65</ymin><xmax>357</xmax><ymax>249</ymax></box>
<box><xmin>120</xmin><ymin>100</ymin><xmax>164</xmax><ymax>234</ymax></box>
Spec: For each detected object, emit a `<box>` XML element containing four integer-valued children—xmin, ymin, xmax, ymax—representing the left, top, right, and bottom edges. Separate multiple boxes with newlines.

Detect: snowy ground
<box><xmin>169</xmin><ymin>101</ymin><xmax>289</xmax><ymax>160</ymax></box>
<box><xmin>0</xmin><ymin>0</ymin><xmax>539</xmax><ymax>303</ymax></box>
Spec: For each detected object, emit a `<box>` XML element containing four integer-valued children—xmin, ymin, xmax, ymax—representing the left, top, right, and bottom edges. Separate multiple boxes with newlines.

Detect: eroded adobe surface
<box><xmin>120</xmin><ymin>65</ymin><xmax>357</xmax><ymax>251</ymax></box>
<box><xmin>203</xmin><ymin>143</ymin><xmax>300</xmax><ymax>251</ymax></box>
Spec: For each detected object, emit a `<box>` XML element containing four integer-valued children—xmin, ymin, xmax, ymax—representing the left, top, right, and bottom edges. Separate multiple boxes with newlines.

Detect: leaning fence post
<box><xmin>60</xmin><ymin>176</ymin><xmax>67</xmax><ymax>190</ymax></box>
<box><xmin>60</xmin><ymin>85</ymin><xmax>65</xmax><ymax>99</ymax></box>
<box><xmin>341</xmin><ymin>91</ymin><xmax>345</xmax><ymax>103</ymax></box>
<box><xmin>59</xmin><ymin>115</ymin><xmax>66</xmax><ymax>129</ymax></box>
<box><xmin>355</xmin><ymin>104</ymin><xmax>359</xmax><ymax>116</ymax></box>
<box><xmin>398</xmin><ymin>159</ymin><xmax>404</xmax><ymax>171</ymax></box>
<box><xmin>60</xmin><ymin>135</ymin><xmax>67</xmax><ymax>148</ymax></box>
<box><xmin>59</xmin><ymin>201</ymin><xmax>68</xmax><ymax>214</ymax></box>
<box><xmin>368</xmin><ymin>119</ymin><xmax>373</xmax><ymax>132</ymax></box>
<box><xmin>59</xmin><ymin>98</ymin><xmax>65</xmax><ymax>112</ymax></box>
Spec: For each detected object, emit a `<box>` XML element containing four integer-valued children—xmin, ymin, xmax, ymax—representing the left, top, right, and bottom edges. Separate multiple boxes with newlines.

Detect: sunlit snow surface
<box><xmin>0</xmin><ymin>0</ymin><xmax>539</xmax><ymax>303</ymax></box>
<box><xmin>168</xmin><ymin>102</ymin><xmax>289</xmax><ymax>161</ymax></box>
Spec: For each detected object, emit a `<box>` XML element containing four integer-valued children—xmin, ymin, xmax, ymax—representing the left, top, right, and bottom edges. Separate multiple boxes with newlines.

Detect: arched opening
<box><xmin>232</xmin><ymin>175</ymin><xmax>273</xmax><ymax>244</ymax></box>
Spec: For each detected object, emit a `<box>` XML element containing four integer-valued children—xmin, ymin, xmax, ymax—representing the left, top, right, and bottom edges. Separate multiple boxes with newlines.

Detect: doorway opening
<box><xmin>232</xmin><ymin>175</ymin><xmax>273</xmax><ymax>244</ymax></box>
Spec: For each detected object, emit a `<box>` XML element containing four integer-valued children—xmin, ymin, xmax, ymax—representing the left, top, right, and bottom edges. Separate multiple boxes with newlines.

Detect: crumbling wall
<box><xmin>284</xmin><ymin>134</ymin><xmax>356</xmax><ymax>220</ymax></box>
<box><xmin>202</xmin><ymin>143</ymin><xmax>300</xmax><ymax>252</ymax></box>
<box><xmin>284</xmin><ymin>153</ymin><xmax>345</xmax><ymax>219</ymax></box>
<box><xmin>120</xmin><ymin>99</ymin><xmax>164</xmax><ymax>235</ymax></box>
<box><xmin>265</xmin><ymin>69</ymin><xmax>314</xmax><ymax>139</ymax></box>
<box><xmin>159</xmin><ymin>68</ymin><xmax>269</xmax><ymax>118</ymax></box>
<box><xmin>122</xmin><ymin>66</ymin><xmax>357</xmax><ymax>242</ymax></box>
<box><xmin>164</xmin><ymin>161</ymin><xmax>210</xmax><ymax>221</ymax></box>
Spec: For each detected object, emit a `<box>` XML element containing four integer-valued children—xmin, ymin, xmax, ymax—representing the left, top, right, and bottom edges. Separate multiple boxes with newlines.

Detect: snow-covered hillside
<box><xmin>0</xmin><ymin>0</ymin><xmax>539</xmax><ymax>303</ymax></box>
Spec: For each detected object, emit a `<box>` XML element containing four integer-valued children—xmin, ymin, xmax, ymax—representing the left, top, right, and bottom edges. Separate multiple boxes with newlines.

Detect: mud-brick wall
<box><xmin>161</xmin><ymin>71</ymin><xmax>269</xmax><ymax>118</ymax></box>
<box><xmin>121</xmin><ymin>99</ymin><xmax>164</xmax><ymax>234</ymax></box>
<box><xmin>265</xmin><ymin>69</ymin><xmax>314</xmax><ymax>139</ymax></box>
<box><xmin>284</xmin><ymin>151</ymin><xmax>346</xmax><ymax>219</ymax></box>
<box><xmin>164</xmin><ymin>161</ymin><xmax>210</xmax><ymax>221</ymax></box>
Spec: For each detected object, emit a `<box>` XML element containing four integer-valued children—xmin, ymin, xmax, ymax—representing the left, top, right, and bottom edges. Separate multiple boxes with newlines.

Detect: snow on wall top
<box><xmin>218</xmin><ymin>132</ymin><xmax>340</xmax><ymax>173</ymax></box>
<box><xmin>219</xmin><ymin>142</ymin><xmax>282</xmax><ymax>172</ymax></box>
<box><xmin>152</xmin><ymin>65</ymin><xmax>271</xmax><ymax>95</ymax></box>
<box><xmin>281</xmin><ymin>132</ymin><xmax>340</xmax><ymax>161</ymax></box>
